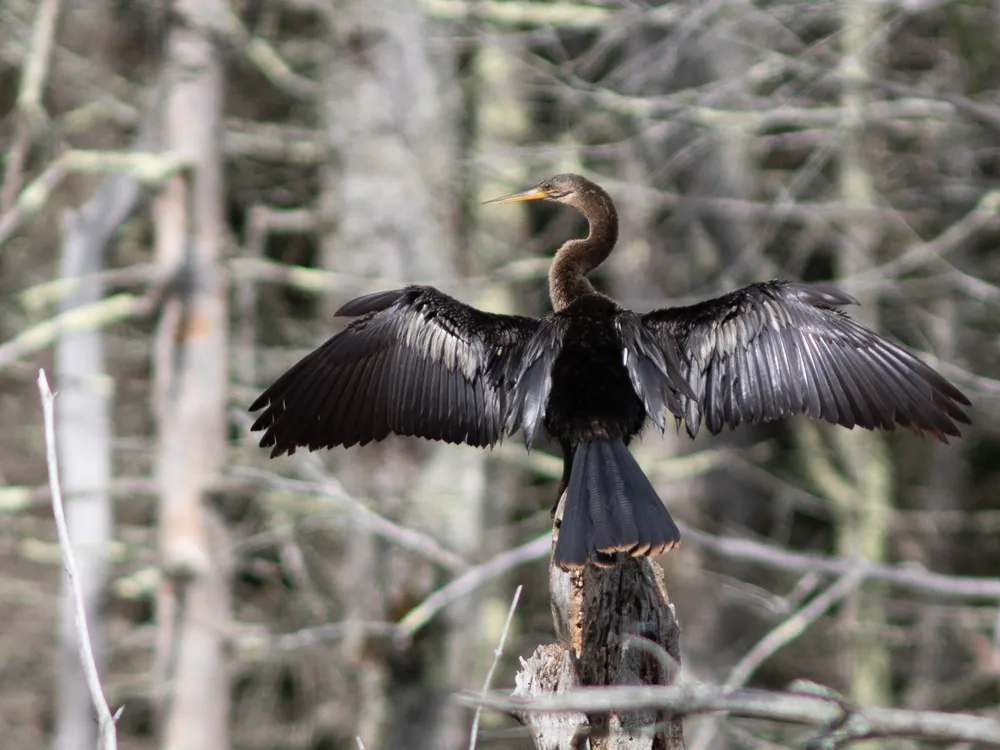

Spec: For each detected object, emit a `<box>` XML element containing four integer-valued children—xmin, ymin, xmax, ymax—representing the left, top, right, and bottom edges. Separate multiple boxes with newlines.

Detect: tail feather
<box><xmin>559</xmin><ymin>453</ymin><xmax>594</xmax><ymax>567</ymax></box>
<box><xmin>612</xmin><ymin>439</ymin><xmax>678</xmax><ymax>557</ymax></box>
<box><xmin>554</xmin><ymin>439</ymin><xmax>681</xmax><ymax>569</ymax></box>
<box><xmin>588</xmin><ymin>441</ymin><xmax>636</xmax><ymax>553</ymax></box>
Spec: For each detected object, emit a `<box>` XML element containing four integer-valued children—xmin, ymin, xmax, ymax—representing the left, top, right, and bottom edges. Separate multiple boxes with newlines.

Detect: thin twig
<box><xmin>221</xmin><ymin>9</ymin><xmax>319</xmax><ymax>98</ymax></box>
<box><xmin>691</xmin><ymin>568</ymin><xmax>867</xmax><ymax>750</ymax></box>
<box><xmin>420</xmin><ymin>0</ymin><xmax>679</xmax><ymax>28</ymax></box>
<box><xmin>469</xmin><ymin>585</ymin><xmax>523</xmax><ymax>750</ymax></box>
<box><xmin>727</xmin><ymin>569</ymin><xmax>865</xmax><ymax>690</ymax></box>
<box><xmin>235</xmin><ymin>467</ymin><xmax>470</xmax><ymax>572</ymax></box>
<box><xmin>678</xmin><ymin>523</ymin><xmax>1000</xmax><ymax>602</ymax></box>
<box><xmin>20</xmin><ymin>263</ymin><xmax>158</xmax><ymax>310</ymax></box>
<box><xmin>0</xmin><ymin>149</ymin><xmax>188</xmax><ymax>251</ymax></box>
<box><xmin>0</xmin><ymin>0</ymin><xmax>62</xmax><ymax>211</ymax></box>
<box><xmin>842</xmin><ymin>189</ymin><xmax>1000</xmax><ymax>287</ymax></box>
<box><xmin>397</xmin><ymin>535</ymin><xmax>547</xmax><ymax>638</ymax></box>
<box><xmin>37</xmin><ymin>369</ymin><xmax>120</xmax><ymax>750</ymax></box>
<box><xmin>0</xmin><ymin>293</ymin><xmax>155</xmax><ymax>371</ymax></box>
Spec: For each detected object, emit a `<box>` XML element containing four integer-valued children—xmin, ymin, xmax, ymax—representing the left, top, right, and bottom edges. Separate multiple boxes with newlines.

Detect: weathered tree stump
<box><xmin>513</xmin><ymin>496</ymin><xmax>686</xmax><ymax>749</ymax></box>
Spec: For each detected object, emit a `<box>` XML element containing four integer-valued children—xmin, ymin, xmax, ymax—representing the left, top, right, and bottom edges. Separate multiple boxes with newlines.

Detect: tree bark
<box><xmin>832</xmin><ymin>0</ymin><xmax>894</xmax><ymax>728</ymax></box>
<box><xmin>516</xmin><ymin>497</ymin><xmax>685</xmax><ymax>749</ymax></box>
<box><xmin>52</xmin><ymin>22</ymin><xmax>162</xmax><ymax>744</ymax></box>
<box><xmin>151</xmin><ymin>2</ymin><xmax>231</xmax><ymax>749</ymax></box>
<box><xmin>53</xmin><ymin>152</ymin><xmax>116</xmax><ymax>750</ymax></box>
<box><xmin>316</xmin><ymin>2</ymin><xmax>485</xmax><ymax>746</ymax></box>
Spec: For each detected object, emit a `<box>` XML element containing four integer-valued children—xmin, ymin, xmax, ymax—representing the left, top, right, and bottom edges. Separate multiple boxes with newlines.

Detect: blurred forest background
<box><xmin>2</xmin><ymin>0</ymin><xmax>1000</xmax><ymax>748</ymax></box>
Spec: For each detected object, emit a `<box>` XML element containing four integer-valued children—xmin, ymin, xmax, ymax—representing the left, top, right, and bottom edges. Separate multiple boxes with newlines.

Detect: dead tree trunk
<box><xmin>151</xmin><ymin>2</ymin><xmax>231</xmax><ymax>749</ymax></box>
<box><xmin>314</xmin><ymin>1</ymin><xmax>489</xmax><ymax>746</ymax></box>
<box><xmin>832</xmin><ymin>0</ymin><xmax>893</xmax><ymax>720</ymax></box>
<box><xmin>54</xmin><ymin>146</ymin><xmax>116</xmax><ymax>750</ymax></box>
<box><xmin>515</xmin><ymin>498</ymin><xmax>686</xmax><ymax>749</ymax></box>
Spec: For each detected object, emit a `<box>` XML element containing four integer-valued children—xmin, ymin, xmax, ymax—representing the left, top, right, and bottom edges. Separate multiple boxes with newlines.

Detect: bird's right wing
<box><xmin>250</xmin><ymin>286</ymin><xmax>539</xmax><ymax>456</ymax></box>
<box><xmin>642</xmin><ymin>280</ymin><xmax>971</xmax><ymax>441</ymax></box>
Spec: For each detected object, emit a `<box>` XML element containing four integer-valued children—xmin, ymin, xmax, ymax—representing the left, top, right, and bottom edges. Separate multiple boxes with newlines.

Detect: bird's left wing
<box><xmin>250</xmin><ymin>286</ymin><xmax>539</xmax><ymax>456</ymax></box>
<box><xmin>642</xmin><ymin>280</ymin><xmax>971</xmax><ymax>441</ymax></box>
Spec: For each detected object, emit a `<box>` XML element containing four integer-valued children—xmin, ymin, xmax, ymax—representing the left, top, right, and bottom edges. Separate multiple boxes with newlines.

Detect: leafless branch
<box><xmin>234</xmin><ymin>467</ymin><xmax>470</xmax><ymax>572</ymax></box>
<box><xmin>223</xmin><ymin>120</ymin><xmax>329</xmax><ymax>163</ymax></box>
<box><xmin>679</xmin><ymin>523</ymin><xmax>1000</xmax><ymax>602</ymax></box>
<box><xmin>458</xmin><ymin>682</ymin><xmax>1000</xmax><ymax>747</ymax></box>
<box><xmin>235</xmin><ymin>621</ymin><xmax>399</xmax><ymax>658</ymax></box>
<box><xmin>595</xmin><ymin>90</ymin><xmax>953</xmax><ymax>132</ymax></box>
<box><xmin>20</xmin><ymin>264</ymin><xmax>159</xmax><ymax>310</ymax></box>
<box><xmin>0</xmin><ymin>475</ymin><xmax>244</xmax><ymax>514</ymax></box>
<box><xmin>0</xmin><ymin>150</ymin><xmax>189</xmax><ymax>250</ymax></box>
<box><xmin>862</xmin><ymin>77</ymin><xmax>1000</xmax><ymax>134</ymax></box>
<box><xmin>469</xmin><ymin>585</ymin><xmax>523</xmax><ymax>750</ymax></box>
<box><xmin>420</xmin><ymin>0</ymin><xmax>679</xmax><ymax>29</ymax></box>
<box><xmin>727</xmin><ymin>570</ymin><xmax>866</xmax><ymax>692</ymax></box>
<box><xmin>396</xmin><ymin>535</ymin><xmax>548</xmax><ymax>639</ymax></box>
<box><xmin>219</xmin><ymin>8</ymin><xmax>320</xmax><ymax>99</ymax></box>
<box><xmin>843</xmin><ymin>189</ymin><xmax>1000</xmax><ymax>287</ymax></box>
<box><xmin>690</xmin><ymin>569</ymin><xmax>867</xmax><ymax>750</ymax></box>
<box><xmin>37</xmin><ymin>369</ymin><xmax>121</xmax><ymax>750</ymax></box>
<box><xmin>0</xmin><ymin>0</ymin><xmax>61</xmax><ymax>212</ymax></box>
<box><xmin>0</xmin><ymin>293</ymin><xmax>155</xmax><ymax>371</ymax></box>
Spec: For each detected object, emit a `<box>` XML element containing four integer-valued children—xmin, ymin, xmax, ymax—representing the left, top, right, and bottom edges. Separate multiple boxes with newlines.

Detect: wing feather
<box><xmin>505</xmin><ymin>321</ymin><xmax>567</xmax><ymax>449</ymax></box>
<box><xmin>760</xmin><ymin>329</ymin><xmax>790</xmax><ymax>419</ymax></box>
<box><xmin>642</xmin><ymin>280</ymin><xmax>970</xmax><ymax>441</ymax></box>
<box><xmin>250</xmin><ymin>286</ymin><xmax>539</xmax><ymax>455</ymax></box>
<box><xmin>814</xmin><ymin>336</ymin><xmax>861</xmax><ymax>429</ymax></box>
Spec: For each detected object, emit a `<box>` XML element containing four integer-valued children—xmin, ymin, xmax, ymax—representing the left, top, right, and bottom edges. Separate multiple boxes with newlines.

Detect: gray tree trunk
<box><xmin>53</xmin><ymin>13</ymin><xmax>156</xmax><ymax>747</ymax></box>
<box><xmin>832</xmin><ymin>0</ymin><xmax>893</xmax><ymax>723</ymax></box>
<box><xmin>317</xmin><ymin>2</ymin><xmax>487</xmax><ymax>747</ymax></box>
<box><xmin>151</xmin><ymin>2</ymin><xmax>232</xmax><ymax>748</ymax></box>
<box><xmin>53</xmin><ymin>167</ymin><xmax>115</xmax><ymax>750</ymax></box>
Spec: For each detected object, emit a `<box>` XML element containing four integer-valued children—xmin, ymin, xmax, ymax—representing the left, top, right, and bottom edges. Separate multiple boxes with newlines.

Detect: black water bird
<box><xmin>250</xmin><ymin>173</ymin><xmax>971</xmax><ymax>568</ymax></box>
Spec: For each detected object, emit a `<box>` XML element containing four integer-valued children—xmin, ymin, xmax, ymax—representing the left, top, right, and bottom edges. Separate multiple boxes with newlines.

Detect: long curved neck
<box><xmin>548</xmin><ymin>190</ymin><xmax>619</xmax><ymax>311</ymax></box>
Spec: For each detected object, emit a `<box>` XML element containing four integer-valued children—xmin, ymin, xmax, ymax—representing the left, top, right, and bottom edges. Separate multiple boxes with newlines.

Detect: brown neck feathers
<box><xmin>547</xmin><ymin>186</ymin><xmax>619</xmax><ymax>311</ymax></box>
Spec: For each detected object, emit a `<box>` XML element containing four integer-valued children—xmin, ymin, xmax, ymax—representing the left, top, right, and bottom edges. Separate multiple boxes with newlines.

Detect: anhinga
<box><xmin>250</xmin><ymin>174</ymin><xmax>971</xmax><ymax>569</ymax></box>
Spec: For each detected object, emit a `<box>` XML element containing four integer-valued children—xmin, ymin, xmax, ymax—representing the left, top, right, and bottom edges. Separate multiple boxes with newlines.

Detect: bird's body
<box><xmin>251</xmin><ymin>174</ymin><xmax>971</xmax><ymax>568</ymax></box>
<box><xmin>544</xmin><ymin>295</ymin><xmax>648</xmax><ymax>444</ymax></box>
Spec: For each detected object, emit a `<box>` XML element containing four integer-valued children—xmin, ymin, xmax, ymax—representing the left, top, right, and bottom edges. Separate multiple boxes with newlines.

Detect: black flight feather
<box><xmin>642</xmin><ymin>279</ymin><xmax>970</xmax><ymax>442</ymax></box>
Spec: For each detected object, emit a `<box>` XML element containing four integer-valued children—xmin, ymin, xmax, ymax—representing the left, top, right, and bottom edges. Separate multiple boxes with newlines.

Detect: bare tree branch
<box><xmin>0</xmin><ymin>293</ymin><xmax>155</xmax><ymax>371</ymax></box>
<box><xmin>458</xmin><ymin>682</ymin><xmax>1000</xmax><ymax>747</ymax></box>
<box><xmin>844</xmin><ymin>189</ymin><xmax>1000</xmax><ymax>287</ymax></box>
<box><xmin>690</xmin><ymin>569</ymin><xmax>867</xmax><ymax>750</ymax></box>
<box><xmin>420</xmin><ymin>0</ymin><xmax>679</xmax><ymax>28</ymax></box>
<box><xmin>679</xmin><ymin>524</ymin><xmax>1000</xmax><ymax>602</ymax></box>
<box><xmin>396</xmin><ymin>535</ymin><xmax>548</xmax><ymax>639</ymax></box>
<box><xmin>0</xmin><ymin>0</ymin><xmax>61</xmax><ymax>211</ymax></box>
<box><xmin>469</xmin><ymin>585</ymin><xmax>523</xmax><ymax>750</ymax></box>
<box><xmin>234</xmin><ymin>467</ymin><xmax>471</xmax><ymax>573</ymax></box>
<box><xmin>0</xmin><ymin>150</ymin><xmax>189</xmax><ymax>251</ymax></box>
<box><xmin>219</xmin><ymin>8</ymin><xmax>320</xmax><ymax>98</ymax></box>
<box><xmin>37</xmin><ymin>369</ymin><xmax>121</xmax><ymax>750</ymax></box>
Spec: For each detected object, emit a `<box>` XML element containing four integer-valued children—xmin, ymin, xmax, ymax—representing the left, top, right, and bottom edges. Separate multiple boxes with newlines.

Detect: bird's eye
<box><xmin>540</xmin><ymin>182</ymin><xmax>552</xmax><ymax>192</ymax></box>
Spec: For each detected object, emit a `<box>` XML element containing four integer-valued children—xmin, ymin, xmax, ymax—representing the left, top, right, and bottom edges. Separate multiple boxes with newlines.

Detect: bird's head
<box><xmin>484</xmin><ymin>173</ymin><xmax>596</xmax><ymax>211</ymax></box>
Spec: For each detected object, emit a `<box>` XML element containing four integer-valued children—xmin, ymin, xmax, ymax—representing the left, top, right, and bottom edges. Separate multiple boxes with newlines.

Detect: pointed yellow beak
<box><xmin>483</xmin><ymin>186</ymin><xmax>549</xmax><ymax>205</ymax></box>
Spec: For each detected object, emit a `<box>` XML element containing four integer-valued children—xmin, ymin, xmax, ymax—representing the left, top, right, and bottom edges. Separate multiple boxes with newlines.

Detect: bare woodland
<box><xmin>2</xmin><ymin>0</ymin><xmax>1000</xmax><ymax>748</ymax></box>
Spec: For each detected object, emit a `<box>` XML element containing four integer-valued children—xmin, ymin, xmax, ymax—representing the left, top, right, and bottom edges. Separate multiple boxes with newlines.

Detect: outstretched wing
<box><xmin>642</xmin><ymin>280</ymin><xmax>971</xmax><ymax>441</ymax></box>
<box><xmin>250</xmin><ymin>286</ymin><xmax>540</xmax><ymax>456</ymax></box>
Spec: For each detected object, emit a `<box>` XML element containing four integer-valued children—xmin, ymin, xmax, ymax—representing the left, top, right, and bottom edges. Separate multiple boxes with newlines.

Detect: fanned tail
<box><xmin>553</xmin><ymin>439</ymin><xmax>681</xmax><ymax>569</ymax></box>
